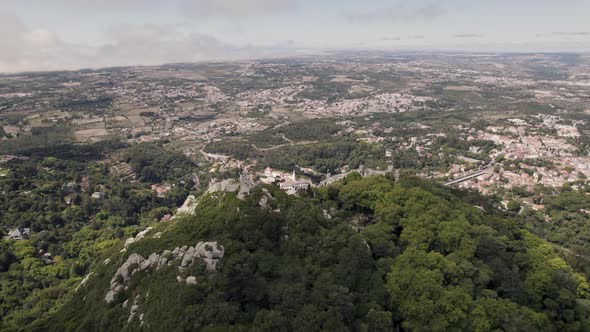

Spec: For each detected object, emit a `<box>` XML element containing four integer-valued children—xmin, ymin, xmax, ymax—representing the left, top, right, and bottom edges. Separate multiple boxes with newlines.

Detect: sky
<box><xmin>1</xmin><ymin>0</ymin><xmax>590</xmax><ymax>73</ymax></box>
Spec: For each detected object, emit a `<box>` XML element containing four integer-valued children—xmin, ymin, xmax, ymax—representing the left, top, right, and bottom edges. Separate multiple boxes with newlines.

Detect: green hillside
<box><xmin>31</xmin><ymin>175</ymin><xmax>590</xmax><ymax>331</ymax></box>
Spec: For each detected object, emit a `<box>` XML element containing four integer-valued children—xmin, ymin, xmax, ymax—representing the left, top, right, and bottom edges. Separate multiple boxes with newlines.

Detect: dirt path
<box><xmin>255</xmin><ymin>140</ymin><xmax>317</xmax><ymax>152</ymax></box>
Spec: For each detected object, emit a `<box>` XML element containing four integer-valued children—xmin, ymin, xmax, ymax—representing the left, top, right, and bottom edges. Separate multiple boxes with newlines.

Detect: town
<box><xmin>2</xmin><ymin>53</ymin><xmax>590</xmax><ymax>217</ymax></box>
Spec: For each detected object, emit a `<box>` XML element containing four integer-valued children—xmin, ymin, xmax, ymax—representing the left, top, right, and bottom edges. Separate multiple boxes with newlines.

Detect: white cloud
<box><xmin>106</xmin><ymin>24</ymin><xmax>175</xmax><ymax>44</ymax></box>
<box><xmin>179</xmin><ymin>0</ymin><xmax>296</xmax><ymax>18</ymax></box>
<box><xmin>454</xmin><ymin>34</ymin><xmax>484</xmax><ymax>39</ymax></box>
<box><xmin>346</xmin><ymin>1</ymin><xmax>446</xmax><ymax>23</ymax></box>
<box><xmin>553</xmin><ymin>32</ymin><xmax>589</xmax><ymax>36</ymax></box>
<box><xmin>7</xmin><ymin>0</ymin><xmax>297</xmax><ymax>16</ymax></box>
<box><xmin>46</xmin><ymin>0</ymin><xmax>160</xmax><ymax>10</ymax></box>
<box><xmin>0</xmin><ymin>15</ymin><xmax>94</xmax><ymax>72</ymax></box>
<box><xmin>0</xmin><ymin>16</ymin><xmax>297</xmax><ymax>73</ymax></box>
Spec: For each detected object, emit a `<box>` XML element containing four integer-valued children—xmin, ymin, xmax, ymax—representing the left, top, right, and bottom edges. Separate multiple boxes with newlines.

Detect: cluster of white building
<box><xmin>307</xmin><ymin>93</ymin><xmax>430</xmax><ymax>116</ymax></box>
<box><xmin>261</xmin><ymin>167</ymin><xmax>310</xmax><ymax>195</ymax></box>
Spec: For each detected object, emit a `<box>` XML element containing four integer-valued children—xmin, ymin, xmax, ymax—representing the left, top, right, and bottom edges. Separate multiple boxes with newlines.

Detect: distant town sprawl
<box><xmin>1</xmin><ymin>52</ymin><xmax>590</xmax><ymax>216</ymax></box>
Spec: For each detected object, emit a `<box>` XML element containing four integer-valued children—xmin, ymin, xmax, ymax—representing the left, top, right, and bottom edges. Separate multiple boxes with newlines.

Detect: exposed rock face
<box><xmin>175</xmin><ymin>195</ymin><xmax>198</xmax><ymax>217</ymax></box>
<box><xmin>106</xmin><ymin>254</ymin><xmax>145</xmax><ymax>303</ymax></box>
<box><xmin>124</xmin><ymin>237</ymin><xmax>135</xmax><ymax>248</ymax></box>
<box><xmin>174</xmin><ymin>242</ymin><xmax>225</xmax><ymax>272</ymax></box>
<box><xmin>115</xmin><ymin>254</ymin><xmax>144</xmax><ymax>282</ymax></box>
<box><xmin>124</xmin><ymin>227</ymin><xmax>155</xmax><ymax>249</ymax></box>
<box><xmin>258</xmin><ymin>189</ymin><xmax>275</xmax><ymax>209</ymax></box>
<box><xmin>105</xmin><ymin>290</ymin><xmax>117</xmax><ymax>304</ymax></box>
<box><xmin>75</xmin><ymin>272</ymin><xmax>94</xmax><ymax>292</ymax></box>
<box><xmin>259</xmin><ymin>196</ymin><xmax>268</xmax><ymax>208</ymax></box>
<box><xmin>134</xmin><ymin>227</ymin><xmax>153</xmax><ymax>241</ymax></box>
<box><xmin>194</xmin><ymin>242</ymin><xmax>225</xmax><ymax>272</ymax></box>
<box><xmin>105</xmin><ymin>242</ymin><xmax>225</xmax><ymax>304</ymax></box>
<box><xmin>186</xmin><ymin>276</ymin><xmax>197</xmax><ymax>285</ymax></box>
<box><xmin>128</xmin><ymin>295</ymin><xmax>140</xmax><ymax>323</ymax></box>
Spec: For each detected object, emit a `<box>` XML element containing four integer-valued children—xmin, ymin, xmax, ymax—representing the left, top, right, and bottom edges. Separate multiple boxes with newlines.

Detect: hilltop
<box><xmin>30</xmin><ymin>175</ymin><xmax>590</xmax><ymax>331</ymax></box>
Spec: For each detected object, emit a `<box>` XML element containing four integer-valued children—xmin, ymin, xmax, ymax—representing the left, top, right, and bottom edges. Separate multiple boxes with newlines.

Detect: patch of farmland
<box><xmin>74</xmin><ymin>128</ymin><xmax>110</xmax><ymax>142</ymax></box>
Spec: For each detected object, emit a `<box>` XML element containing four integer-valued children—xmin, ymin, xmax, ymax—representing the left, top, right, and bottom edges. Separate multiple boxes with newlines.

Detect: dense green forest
<box><xmin>10</xmin><ymin>174</ymin><xmax>589</xmax><ymax>331</ymax></box>
<box><xmin>203</xmin><ymin>115</ymin><xmax>503</xmax><ymax>176</ymax></box>
<box><xmin>2</xmin><ymin>137</ymin><xmax>590</xmax><ymax>331</ymax></box>
<box><xmin>0</xmin><ymin>127</ymin><xmax>75</xmax><ymax>155</ymax></box>
<box><xmin>0</xmin><ymin>141</ymin><xmax>200</xmax><ymax>329</ymax></box>
<box><xmin>205</xmin><ymin>139</ymin><xmax>387</xmax><ymax>174</ymax></box>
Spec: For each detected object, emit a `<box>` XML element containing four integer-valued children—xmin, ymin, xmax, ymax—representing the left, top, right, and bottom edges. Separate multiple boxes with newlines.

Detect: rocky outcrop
<box><xmin>105</xmin><ymin>253</ymin><xmax>145</xmax><ymax>303</ymax></box>
<box><xmin>105</xmin><ymin>242</ymin><xmax>225</xmax><ymax>304</ymax></box>
<box><xmin>75</xmin><ymin>272</ymin><xmax>94</xmax><ymax>292</ymax></box>
<box><xmin>185</xmin><ymin>276</ymin><xmax>197</xmax><ymax>285</ymax></box>
<box><xmin>128</xmin><ymin>295</ymin><xmax>140</xmax><ymax>323</ymax></box>
<box><xmin>258</xmin><ymin>189</ymin><xmax>275</xmax><ymax>209</ymax></box>
<box><xmin>124</xmin><ymin>237</ymin><xmax>136</xmax><ymax>248</ymax></box>
<box><xmin>175</xmin><ymin>195</ymin><xmax>198</xmax><ymax>217</ymax></box>
<box><xmin>134</xmin><ymin>228</ymin><xmax>153</xmax><ymax>241</ymax></box>
<box><xmin>181</xmin><ymin>242</ymin><xmax>225</xmax><ymax>272</ymax></box>
<box><xmin>123</xmin><ymin>227</ymin><xmax>155</xmax><ymax>249</ymax></box>
<box><xmin>259</xmin><ymin>196</ymin><xmax>268</xmax><ymax>208</ymax></box>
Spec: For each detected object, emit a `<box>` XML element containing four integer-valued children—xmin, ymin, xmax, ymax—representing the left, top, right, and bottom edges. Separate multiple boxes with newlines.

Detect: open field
<box><xmin>74</xmin><ymin>128</ymin><xmax>110</xmax><ymax>142</ymax></box>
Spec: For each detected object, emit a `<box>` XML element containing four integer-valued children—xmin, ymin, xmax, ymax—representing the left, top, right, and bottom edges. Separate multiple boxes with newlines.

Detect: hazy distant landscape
<box><xmin>2</xmin><ymin>52</ymin><xmax>590</xmax><ymax>195</ymax></box>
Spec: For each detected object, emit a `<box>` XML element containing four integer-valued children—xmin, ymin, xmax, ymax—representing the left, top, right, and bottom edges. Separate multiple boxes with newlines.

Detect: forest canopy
<box><xmin>25</xmin><ymin>175</ymin><xmax>590</xmax><ymax>332</ymax></box>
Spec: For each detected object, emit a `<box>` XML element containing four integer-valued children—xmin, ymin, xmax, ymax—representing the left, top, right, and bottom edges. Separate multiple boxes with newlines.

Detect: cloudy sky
<box><xmin>1</xmin><ymin>0</ymin><xmax>590</xmax><ymax>73</ymax></box>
